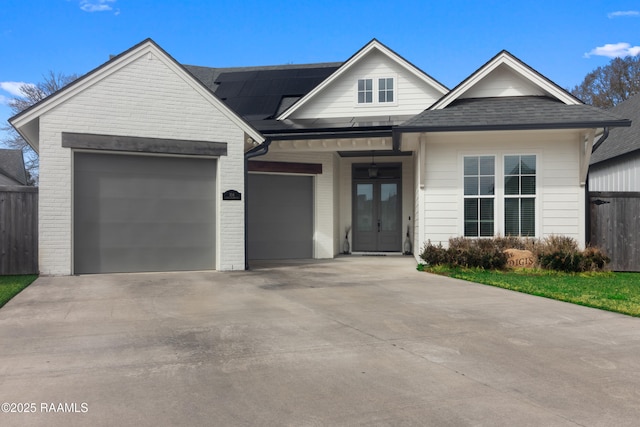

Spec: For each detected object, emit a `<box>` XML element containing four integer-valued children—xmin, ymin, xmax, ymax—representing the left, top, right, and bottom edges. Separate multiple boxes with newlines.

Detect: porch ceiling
<box><xmin>271</xmin><ymin>136</ymin><xmax>396</xmax><ymax>152</ymax></box>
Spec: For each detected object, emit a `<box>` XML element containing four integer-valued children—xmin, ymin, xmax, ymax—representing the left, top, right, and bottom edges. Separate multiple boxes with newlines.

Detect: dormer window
<box><xmin>357</xmin><ymin>77</ymin><xmax>395</xmax><ymax>105</ymax></box>
<box><xmin>378</xmin><ymin>78</ymin><xmax>394</xmax><ymax>102</ymax></box>
<box><xmin>357</xmin><ymin>79</ymin><xmax>373</xmax><ymax>104</ymax></box>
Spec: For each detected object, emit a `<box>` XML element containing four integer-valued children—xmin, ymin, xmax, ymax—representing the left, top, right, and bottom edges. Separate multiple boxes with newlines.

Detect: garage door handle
<box><xmin>377</xmin><ymin>219</ymin><xmax>381</xmax><ymax>232</ymax></box>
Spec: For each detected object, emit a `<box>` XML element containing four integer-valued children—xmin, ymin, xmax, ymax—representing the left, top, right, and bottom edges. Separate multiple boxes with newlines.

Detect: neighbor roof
<box><xmin>0</xmin><ymin>149</ymin><xmax>28</xmax><ymax>186</ymax></box>
<box><xmin>590</xmin><ymin>93</ymin><xmax>640</xmax><ymax>165</ymax></box>
<box><xmin>396</xmin><ymin>96</ymin><xmax>632</xmax><ymax>132</ymax></box>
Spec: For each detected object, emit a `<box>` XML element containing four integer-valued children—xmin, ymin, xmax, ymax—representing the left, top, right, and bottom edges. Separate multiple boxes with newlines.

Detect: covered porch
<box><xmin>246</xmin><ymin>134</ymin><xmax>417</xmax><ymax>261</ymax></box>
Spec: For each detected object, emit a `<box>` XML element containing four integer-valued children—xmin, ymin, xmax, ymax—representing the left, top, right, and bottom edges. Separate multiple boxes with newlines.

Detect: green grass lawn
<box><xmin>0</xmin><ymin>275</ymin><xmax>38</xmax><ymax>309</ymax></box>
<box><xmin>423</xmin><ymin>266</ymin><xmax>640</xmax><ymax>317</ymax></box>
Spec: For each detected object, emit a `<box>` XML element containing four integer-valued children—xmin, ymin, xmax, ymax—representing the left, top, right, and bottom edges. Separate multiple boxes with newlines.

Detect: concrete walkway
<box><xmin>0</xmin><ymin>256</ymin><xmax>638</xmax><ymax>426</ymax></box>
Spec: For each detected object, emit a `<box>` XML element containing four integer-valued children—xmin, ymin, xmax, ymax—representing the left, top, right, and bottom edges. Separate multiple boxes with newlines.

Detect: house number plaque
<box><xmin>222</xmin><ymin>190</ymin><xmax>242</xmax><ymax>201</ymax></box>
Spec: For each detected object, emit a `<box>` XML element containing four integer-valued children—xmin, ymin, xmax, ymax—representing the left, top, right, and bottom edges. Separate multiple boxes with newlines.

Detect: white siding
<box><xmin>589</xmin><ymin>152</ymin><xmax>640</xmax><ymax>192</ymax></box>
<box><xmin>290</xmin><ymin>50</ymin><xmax>442</xmax><ymax>119</ymax></box>
<box><xmin>462</xmin><ymin>64</ymin><xmax>547</xmax><ymax>99</ymax></box>
<box><xmin>39</xmin><ymin>51</ymin><xmax>246</xmax><ymax>275</ymax></box>
<box><xmin>420</xmin><ymin>130</ymin><xmax>586</xmax><ymax>248</ymax></box>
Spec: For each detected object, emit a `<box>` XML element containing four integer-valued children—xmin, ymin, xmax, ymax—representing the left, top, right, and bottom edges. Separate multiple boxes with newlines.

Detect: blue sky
<box><xmin>1</xmin><ymin>0</ymin><xmax>639</xmax><ymax>140</ymax></box>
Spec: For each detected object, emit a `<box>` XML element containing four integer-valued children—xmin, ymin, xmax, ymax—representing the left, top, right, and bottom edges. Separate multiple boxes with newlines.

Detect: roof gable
<box><xmin>277</xmin><ymin>39</ymin><xmax>448</xmax><ymax>120</ymax></box>
<box><xmin>10</xmin><ymin>39</ymin><xmax>264</xmax><ymax>152</ymax></box>
<box><xmin>430</xmin><ymin>50</ymin><xmax>582</xmax><ymax>110</ymax></box>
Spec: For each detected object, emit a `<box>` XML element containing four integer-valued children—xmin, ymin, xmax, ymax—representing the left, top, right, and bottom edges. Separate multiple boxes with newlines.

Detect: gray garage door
<box><xmin>74</xmin><ymin>152</ymin><xmax>216</xmax><ymax>274</ymax></box>
<box><xmin>248</xmin><ymin>174</ymin><xmax>313</xmax><ymax>260</ymax></box>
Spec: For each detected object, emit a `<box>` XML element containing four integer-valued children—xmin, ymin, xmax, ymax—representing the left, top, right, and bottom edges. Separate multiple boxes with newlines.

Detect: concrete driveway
<box><xmin>0</xmin><ymin>257</ymin><xmax>639</xmax><ymax>426</ymax></box>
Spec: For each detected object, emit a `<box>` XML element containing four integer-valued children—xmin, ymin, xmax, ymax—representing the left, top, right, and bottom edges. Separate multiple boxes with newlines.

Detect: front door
<box><xmin>352</xmin><ymin>165</ymin><xmax>402</xmax><ymax>252</ymax></box>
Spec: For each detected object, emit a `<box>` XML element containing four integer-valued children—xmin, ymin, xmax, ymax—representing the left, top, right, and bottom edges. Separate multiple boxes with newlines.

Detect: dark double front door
<box><xmin>352</xmin><ymin>165</ymin><xmax>402</xmax><ymax>252</ymax></box>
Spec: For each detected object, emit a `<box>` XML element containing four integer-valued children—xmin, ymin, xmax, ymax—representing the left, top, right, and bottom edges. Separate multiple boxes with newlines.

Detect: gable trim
<box><xmin>276</xmin><ymin>39</ymin><xmax>449</xmax><ymax>120</ymax></box>
<box><xmin>429</xmin><ymin>50</ymin><xmax>582</xmax><ymax>110</ymax></box>
<box><xmin>9</xmin><ymin>39</ymin><xmax>264</xmax><ymax>148</ymax></box>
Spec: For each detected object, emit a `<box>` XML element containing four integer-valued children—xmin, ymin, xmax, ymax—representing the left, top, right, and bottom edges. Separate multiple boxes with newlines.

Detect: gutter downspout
<box><xmin>591</xmin><ymin>127</ymin><xmax>609</xmax><ymax>154</ymax></box>
<box><xmin>586</xmin><ymin>127</ymin><xmax>609</xmax><ymax>247</ymax></box>
<box><xmin>244</xmin><ymin>139</ymin><xmax>272</xmax><ymax>270</ymax></box>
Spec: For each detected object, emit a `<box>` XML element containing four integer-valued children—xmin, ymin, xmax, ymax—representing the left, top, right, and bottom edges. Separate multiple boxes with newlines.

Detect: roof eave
<box><xmin>263</xmin><ymin>127</ymin><xmax>393</xmax><ymax>141</ymax></box>
<box><xmin>395</xmin><ymin>120</ymin><xmax>632</xmax><ymax>133</ymax></box>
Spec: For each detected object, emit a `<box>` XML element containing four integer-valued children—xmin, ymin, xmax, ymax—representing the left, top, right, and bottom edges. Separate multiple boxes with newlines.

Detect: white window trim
<box><xmin>459</xmin><ymin>152</ymin><xmax>541</xmax><ymax>239</ymax></box>
<box><xmin>462</xmin><ymin>155</ymin><xmax>496</xmax><ymax>237</ymax></box>
<box><xmin>355</xmin><ymin>74</ymin><xmax>398</xmax><ymax>107</ymax></box>
<box><xmin>503</xmin><ymin>154</ymin><xmax>537</xmax><ymax>237</ymax></box>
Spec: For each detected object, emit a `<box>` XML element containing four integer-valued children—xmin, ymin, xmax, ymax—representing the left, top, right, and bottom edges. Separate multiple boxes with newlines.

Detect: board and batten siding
<box><xmin>589</xmin><ymin>152</ymin><xmax>640</xmax><ymax>192</ymax></box>
<box><xmin>38</xmin><ymin>50</ymin><xmax>246</xmax><ymax>275</ymax></box>
<box><xmin>289</xmin><ymin>50</ymin><xmax>443</xmax><ymax>119</ymax></box>
<box><xmin>419</xmin><ymin>130</ymin><xmax>586</xmax><ymax>248</ymax></box>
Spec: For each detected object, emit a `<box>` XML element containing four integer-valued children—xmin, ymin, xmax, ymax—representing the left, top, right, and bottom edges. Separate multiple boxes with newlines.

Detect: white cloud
<box><xmin>80</xmin><ymin>0</ymin><xmax>116</xmax><ymax>12</ymax></box>
<box><xmin>607</xmin><ymin>10</ymin><xmax>640</xmax><ymax>18</ymax></box>
<box><xmin>0</xmin><ymin>81</ymin><xmax>34</xmax><ymax>97</ymax></box>
<box><xmin>0</xmin><ymin>94</ymin><xmax>9</xmax><ymax>105</ymax></box>
<box><xmin>584</xmin><ymin>42</ymin><xmax>640</xmax><ymax>58</ymax></box>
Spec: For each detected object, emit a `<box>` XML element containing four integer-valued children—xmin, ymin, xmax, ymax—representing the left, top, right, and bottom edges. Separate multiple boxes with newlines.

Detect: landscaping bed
<box><xmin>418</xmin><ymin>236</ymin><xmax>639</xmax><ymax>317</ymax></box>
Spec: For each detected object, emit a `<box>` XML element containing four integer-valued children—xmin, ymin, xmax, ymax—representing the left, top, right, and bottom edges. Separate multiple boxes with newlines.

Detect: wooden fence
<box><xmin>0</xmin><ymin>186</ymin><xmax>38</xmax><ymax>275</ymax></box>
<box><xmin>589</xmin><ymin>192</ymin><xmax>640</xmax><ymax>272</ymax></box>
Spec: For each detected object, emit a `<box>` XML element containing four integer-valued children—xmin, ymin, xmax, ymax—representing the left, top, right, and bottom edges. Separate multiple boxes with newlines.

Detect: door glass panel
<box><xmin>380</xmin><ymin>183</ymin><xmax>398</xmax><ymax>232</ymax></box>
<box><xmin>356</xmin><ymin>183</ymin><xmax>373</xmax><ymax>231</ymax></box>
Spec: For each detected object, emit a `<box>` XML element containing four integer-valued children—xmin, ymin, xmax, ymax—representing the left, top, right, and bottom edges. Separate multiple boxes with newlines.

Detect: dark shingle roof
<box><xmin>590</xmin><ymin>93</ymin><xmax>640</xmax><ymax>165</ymax></box>
<box><xmin>184</xmin><ymin>62</ymin><xmax>341</xmax><ymax>120</ymax></box>
<box><xmin>0</xmin><ymin>149</ymin><xmax>27</xmax><ymax>186</ymax></box>
<box><xmin>397</xmin><ymin>96</ymin><xmax>631</xmax><ymax>132</ymax></box>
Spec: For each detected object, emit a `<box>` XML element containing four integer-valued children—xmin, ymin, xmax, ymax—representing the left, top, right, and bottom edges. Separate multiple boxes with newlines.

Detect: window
<box><xmin>378</xmin><ymin>78</ymin><xmax>394</xmax><ymax>103</ymax></box>
<box><xmin>357</xmin><ymin>77</ymin><xmax>395</xmax><ymax>104</ymax></box>
<box><xmin>463</xmin><ymin>156</ymin><xmax>495</xmax><ymax>237</ymax></box>
<box><xmin>504</xmin><ymin>155</ymin><xmax>536</xmax><ymax>236</ymax></box>
<box><xmin>357</xmin><ymin>79</ymin><xmax>373</xmax><ymax>104</ymax></box>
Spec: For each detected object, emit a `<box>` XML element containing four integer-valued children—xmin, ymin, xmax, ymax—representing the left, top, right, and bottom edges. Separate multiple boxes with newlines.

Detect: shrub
<box><xmin>420</xmin><ymin>241</ymin><xmax>449</xmax><ymax>266</ymax></box>
<box><xmin>535</xmin><ymin>236</ymin><xmax>609</xmax><ymax>273</ymax></box>
<box><xmin>420</xmin><ymin>237</ymin><xmax>507</xmax><ymax>270</ymax></box>
<box><xmin>419</xmin><ymin>235</ymin><xmax>610</xmax><ymax>272</ymax></box>
<box><xmin>538</xmin><ymin>251</ymin><xmax>585</xmax><ymax>272</ymax></box>
<box><xmin>580</xmin><ymin>246</ymin><xmax>611</xmax><ymax>271</ymax></box>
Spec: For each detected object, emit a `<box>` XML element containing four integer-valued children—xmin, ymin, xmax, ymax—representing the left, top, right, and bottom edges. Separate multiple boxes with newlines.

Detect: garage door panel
<box><xmin>248</xmin><ymin>174</ymin><xmax>313</xmax><ymax>260</ymax></box>
<box><xmin>74</xmin><ymin>152</ymin><xmax>216</xmax><ymax>274</ymax></box>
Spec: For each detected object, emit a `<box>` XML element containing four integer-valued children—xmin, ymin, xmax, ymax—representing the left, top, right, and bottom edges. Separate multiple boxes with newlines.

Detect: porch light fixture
<box><xmin>368</xmin><ymin>151</ymin><xmax>378</xmax><ymax>178</ymax></box>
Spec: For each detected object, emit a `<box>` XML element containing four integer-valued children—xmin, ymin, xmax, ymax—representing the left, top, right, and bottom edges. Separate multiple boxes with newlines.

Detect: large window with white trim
<box><xmin>463</xmin><ymin>156</ymin><xmax>495</xmax><ymax>237</ymax></box>
<box><xmin>504</xmin><ymin>155</ymin><xmax>536</xmax><ymax>236</ymax></box>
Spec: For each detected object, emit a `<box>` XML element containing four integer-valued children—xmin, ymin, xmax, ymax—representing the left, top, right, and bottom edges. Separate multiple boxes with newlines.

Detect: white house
<box><xmin>9</xmin><ymin>39</ymin><xmax>631</xmax><ymax>275</ymax></box>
